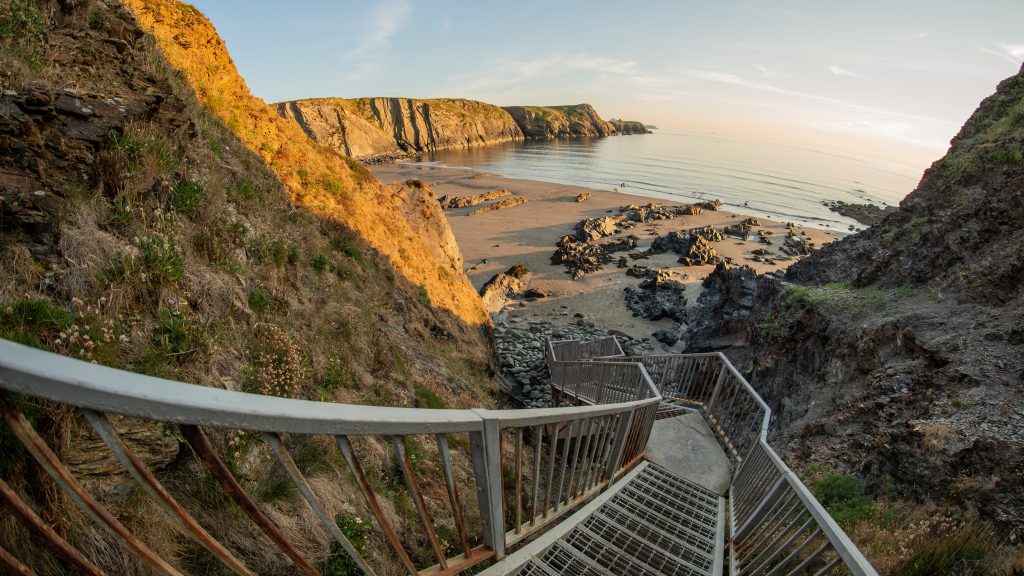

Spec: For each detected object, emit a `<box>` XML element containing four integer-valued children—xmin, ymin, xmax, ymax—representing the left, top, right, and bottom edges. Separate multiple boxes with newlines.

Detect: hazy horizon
<box><xmin>190</xmin><ymin>0</ymin><xmax>1022</xmax><ymax>171</ymax></box>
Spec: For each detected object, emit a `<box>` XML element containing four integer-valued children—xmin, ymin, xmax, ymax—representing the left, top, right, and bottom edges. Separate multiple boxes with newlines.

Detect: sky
<box><xmin>190</xmin><ymin>0</ymin><xmax>1023</xmax><ymax>169</ymax></box>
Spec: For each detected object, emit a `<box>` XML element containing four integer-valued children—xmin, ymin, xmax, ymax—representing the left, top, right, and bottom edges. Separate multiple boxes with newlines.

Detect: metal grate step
<box><xmin>507</xmin><ymin>462</ymin><xmax>724</xmax><ymax>575</ymax></box>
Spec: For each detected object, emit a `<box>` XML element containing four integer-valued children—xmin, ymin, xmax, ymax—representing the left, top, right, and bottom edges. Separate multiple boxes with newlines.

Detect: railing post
<box><xmin>469</xmin><ymin>411</ymin><xmax>505</xmax><ymax>559</ymax></box>
<box><xmin>603</xmin><ymin>408</ymin><xmax>634</xmax><ymax>489</ymax></box>
<box><xmin>705</xmin><ymin>355</ymin><xmax>729</xmax><ymax>412</ymax></box>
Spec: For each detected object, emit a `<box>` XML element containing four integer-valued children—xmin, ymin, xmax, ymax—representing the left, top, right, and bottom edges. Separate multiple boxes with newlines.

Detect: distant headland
<box><xmin>273</xmin><ymin>98</ymin><xmax>651</xmax><ymax>162</ymax></box>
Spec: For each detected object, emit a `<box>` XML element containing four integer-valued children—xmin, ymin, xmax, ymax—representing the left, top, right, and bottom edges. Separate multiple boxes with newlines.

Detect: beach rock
<box><xmin>623</xmin><ymin>269</ymin><xmax>688</xmax><ymax>321</ymax></box>
<box><xmin>575</xmin><ymin>216</ymin><xmax>620</xmax><ymax>240</ymax></box>
<box><xmin>507</xmin><ymin>264</ymin><xmax>529</xmax><ymax>279</ymax></box>
<box><xmin>523</xmin><ymin>288</ymin><xmax>548</xmax><ymax>299</ymax></box>
<box><xmin>468</xmin><ymin>196</ymin><xmax>527</xmax><ymax>215</ymax></box>
<box><xmin>575</xmin><ymin>192</ymin><xmax>592</xmax><ymax>202</ymax></box>
<box><xmin>479</xmin><ymin>270</ymin><xmax>526</xmax><ymax>311</ymax></box>
<box><xmin>438</xmin><ymin>189</ymin><xmax>511</xmax><ymax>209</ymax></box>
<box><xmin>679</xmin><ymin>235</ymin><xmax>720</xmax><ymax>266</ymax></box>
<box><xmin>683</xmin><ymin>204</ymin><xmax>704</xmax><ymax>216</ymax></box>
<box><xmin>551</xmin><ymin>235</ymin><xmax>613</xmax><ymax>278</ymax></box>
<box><xmin>604</xmin><ymin>234</ymin><xmax>639</xmax><ymax>253</ymax></box>
<box><xmin>647</xmin><ymin>226</ymin><xmax>723</xmax><ymax>266</ymax></box>
<box><xmin>699</xmin><ymin>200</ymin><xmax>723</xmax><ymax>211</ymax></box>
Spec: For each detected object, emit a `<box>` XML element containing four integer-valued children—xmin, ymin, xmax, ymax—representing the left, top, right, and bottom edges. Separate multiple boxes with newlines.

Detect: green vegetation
<box><xmin>0</xmin><ymin>0</ymin><xmax>48</xmax><ymax>68</ymax></box>
<box><xmin>311</xmin><ymin>253</ymin><xmax>328</xmax><ymax>272</ymax></box>
<box><xmin>247</xmin><ymin>288</ymin><xmax>273</xmax><ymax>314</ymax></box>
<box><xmin>413</xmin><ymin>386</ymin><xmax>445</xmax><ymax>409</ymax></box>
<box><xmin>151</xmin><ymin>302</ymin><xmax>205</xmax><ymax>360</ymax></box>
<box><xmin>321</xmin><ymin>514</ymin><xmax>374</xmax><ymax>576</ymax></box>
<box><xmin>0</xmin><ymin>298</ymin><xmax>72</xmax><ymax>349</ymax></box>
<box><xmin>139</xmin><ymin>232</ymin><xmax>184</xmax><ymax>284</ymax></box>
<box><xmin>171</xmin><ymin>179</ymin><xmax>205</xmax><ymax>213</ymax></box>
<box><xmin>287</xmin><ymin>245</ymin><xmax>301</xmax><ymax>265</ymax></box>
<box><xmin>234</xmin><ymin>179</ymin><xmax>260</xmax><ymax>201</ymax></box>
<box><xmin>813</xmin><ymin>474</ymin><xmax>874</xmax><ymax>526</ymax></box>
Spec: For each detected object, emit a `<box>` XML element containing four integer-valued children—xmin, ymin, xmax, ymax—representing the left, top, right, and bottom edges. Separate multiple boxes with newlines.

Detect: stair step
<box><xmin>496</xmin><ymin>462</ymin><xmax>725</xmax><ymax>575</ymax></box>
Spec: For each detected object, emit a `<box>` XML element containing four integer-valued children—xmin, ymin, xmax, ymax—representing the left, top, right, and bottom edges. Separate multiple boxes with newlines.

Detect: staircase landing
<box><xmin>645</xmin><ymin>412</ymin><xmax>733</xmax><ymax>495</ymax></box>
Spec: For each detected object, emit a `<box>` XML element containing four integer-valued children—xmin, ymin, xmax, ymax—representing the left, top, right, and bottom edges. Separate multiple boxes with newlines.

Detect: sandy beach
<box><xmin>372</xmin><ymin>164</ymin><xmax>841</xmax><ymax>350</ymax></box>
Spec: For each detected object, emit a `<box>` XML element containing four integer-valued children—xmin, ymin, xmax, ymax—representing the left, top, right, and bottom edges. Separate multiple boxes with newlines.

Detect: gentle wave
<box><xmin>403</xmin><ymin>132</ymin><xmax>922</xmax><ymax>230</ymax></box>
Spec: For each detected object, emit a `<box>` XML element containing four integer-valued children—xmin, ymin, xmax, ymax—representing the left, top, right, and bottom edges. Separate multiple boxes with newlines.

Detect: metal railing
<box><xmin>0</xmin><ymin>338</ymin><xmax>658</xmax><ymax>576</ymax></box>
<box><xmin>557</xmin><ymin>343</ymin><xmax>877</xmax><ymax>576</ymax></box>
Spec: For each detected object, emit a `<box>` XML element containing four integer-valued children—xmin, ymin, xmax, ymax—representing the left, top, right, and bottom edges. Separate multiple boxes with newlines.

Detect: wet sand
<box><xmin>371</xmin><ymin>164</ymin><xmax>841</xmax><ymax>349</ymax></box>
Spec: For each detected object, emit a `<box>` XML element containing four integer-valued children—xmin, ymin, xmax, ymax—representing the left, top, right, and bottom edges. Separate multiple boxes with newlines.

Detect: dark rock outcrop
<box><xmin>624</xmin><ymin>269</ymin><xmax>688</xmax><ymax>321</ymax></box>
<box><xmin>822</xmin><ymin>200</ymin><xmax>896</xmax><ymax>226</ymax></box>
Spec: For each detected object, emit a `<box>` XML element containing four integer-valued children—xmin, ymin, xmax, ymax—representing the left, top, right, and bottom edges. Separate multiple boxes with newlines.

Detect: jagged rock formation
<box><xmin>468</xmin><ymin>196</ymin><xmax>528</xmax><ymax>216</ymax></box>
<box><xmin>608</xmin><ymin>119</ymin><xmax>653</xmax><ymax>134</ymax></box>
<box><xmin>503</xmin><ymin>104</ymin><xmax>617</xmax><ymax>138</ymax></box>
<box><xmin>623</xmin><ymin>269</ymin><xmax>688</xmax><ymax>321</ymax></box>
<box><xmin>684</xmin><ymin>65</ymin><xmax>1024</xmax><ymax>551</ymax></box>
<box><xmin>275</xmin><ymin>97</ymin><xmax>523</xmax><ymax>161</ymax></box>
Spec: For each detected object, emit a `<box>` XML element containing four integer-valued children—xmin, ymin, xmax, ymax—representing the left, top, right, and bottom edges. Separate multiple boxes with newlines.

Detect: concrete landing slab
<box><xmin>645</xmin><ymin>412</ymin><xmax>733</xmax><ymax>495</ymax></box>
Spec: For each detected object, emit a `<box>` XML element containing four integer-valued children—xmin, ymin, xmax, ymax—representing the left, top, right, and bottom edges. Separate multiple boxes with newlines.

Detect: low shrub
<box><xmin>813</xmin><ymin>474</ymin><xmax>873</xmax><ymax>525</ymax></box>
<box><xmin>171</xmin><ymin>179</ymin><xmax>204</xmax><ymax>213</ymax></box>
<box><xmin>321</xmin><ymin>514</ymin><xmax>373</xmax><ymax>576</ymax></box>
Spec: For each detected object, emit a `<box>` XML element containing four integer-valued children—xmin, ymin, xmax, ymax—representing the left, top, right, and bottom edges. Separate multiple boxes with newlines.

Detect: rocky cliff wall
<box><xmin>275</xmin><ymin>97</ymin><xmax>523</xmax><ymax>160</ymax></box>
<box><xmin>503</xmin><ymin>104</ymin><xmax>618</xmax><ymax>138</ymax></box>
<box><xmin>683</xmin><ymin>66</ymin><xmax>1024</xmax><ymax>545</ymax></box>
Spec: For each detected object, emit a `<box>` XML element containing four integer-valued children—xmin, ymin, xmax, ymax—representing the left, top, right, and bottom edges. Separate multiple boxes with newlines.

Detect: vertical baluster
<box><xmin>564</xmin><ymin>417</ymin><xmax>586</xmax><ymax>505</ymax></box>
<box><xmin>435</xmin><ymin>434</ymin><xmax>472</xmax><ymax>558</ymax></box>
<box><xmin>263</xmin><ymin>433</ymin><xmax>376</xmax><ymax>576</ymax></box>
<box><xmin>571</xmin><ymin>417</ymin><xmax>596</xmax><ymax>498</ymax></box>
<box><xmin>84</xmin><ymin>411</ymin><xmax>254</xmax><ymax>576</ymax></box>
<box><xmin>512</xmin><ymin>429</ymin><xmax>523</xmax><ymax>535</ymax></box>
<box><xmin>552</xmin><ymin>419</ymin><xmax>575</xmax><ymax>511</ymax></box>
<box><xmin>530</xmin><ymin>425</ymin><xmax>542</xmax><ymax>526</ymax></box>
<box><xmin>390</xmin><ymin>436</ymin><xmax>448</xmax><ymax>570</ymax></box>
<box><xmin>179</xmin><ymin>425</ymin><xmax>316</xmax><ymax>576</ymax></box>
<box><xmin>542</xmin><ymin>423</ymin><xmax>558</xmax><ymax>516</ymax></box>
<box><xmin>0</xmin><ymin>395</ymin><xmax>183</xmax><ymax>576</ymax></box>
<box><xmin>335</xmin><ymin>435</ymin><xmax>419</xmax><ymax>576</ymax></box>
<box><xmin>0</xmin><ymin>545</ymin><xmax>32</xmax><ymax>576</ymax></box>
<box><xmin>0</xmin><ymin>478</ymin><xmax>104</xmax><ymax>575</ymax></box>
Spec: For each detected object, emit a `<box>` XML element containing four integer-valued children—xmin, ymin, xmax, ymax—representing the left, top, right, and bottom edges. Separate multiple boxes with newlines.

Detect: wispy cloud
<box><xmin>828</xmin><ymin>65</ymin><xmax>867</xmax><ymax>79</ymax></box>
<box><xmin>678</xmin><ymin>67</ymin><xmax>956</xmax><ymax>149</ymax></box>
<box><xmin>346</xmin><ymin>0</ymin><xmax>411</xmax><ymax>59</ymax></box>
<box><xmin>907</xmin><ymin>32</ymin><xmax>929</xmax><ymax>40</ymax></box>
<box><xmin>442</xmin><ymin>53</ymin><xmax>645</xmax><ymax>99</ymax></box>
<box><xmin>980</xmin><ymin>43</ymin><xmax>1024</xmax><ymax>65</ymax></box>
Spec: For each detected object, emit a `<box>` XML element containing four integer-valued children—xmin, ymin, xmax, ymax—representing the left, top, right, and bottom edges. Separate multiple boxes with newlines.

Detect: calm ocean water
<box><xmin>403</xmin><ymin>132</ymin><xmax>926</xmax><ymax>231</ymax></box>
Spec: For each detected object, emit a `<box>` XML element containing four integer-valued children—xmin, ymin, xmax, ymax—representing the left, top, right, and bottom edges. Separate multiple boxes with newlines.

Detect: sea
<box><xmin>402</xmin><ymin>132</ymin><xmax>927</xmax><ymax>231</ymax></box>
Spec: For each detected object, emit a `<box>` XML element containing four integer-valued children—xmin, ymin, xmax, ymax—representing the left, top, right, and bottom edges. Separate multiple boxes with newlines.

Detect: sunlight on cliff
<box><xmin>123</xmin><ymin>0</ymin><xmax>488</xmax><ymax>328</ymax></box>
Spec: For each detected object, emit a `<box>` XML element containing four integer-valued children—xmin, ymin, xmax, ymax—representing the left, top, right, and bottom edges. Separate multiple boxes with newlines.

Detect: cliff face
<box><xmin>275</xmin><ymin>97</ymin><xmax>523</xmax><ymax>160</ymax></box>
<box><xmin>503</xmin><ymin>104</ymin><xmax>617</xmax><ymax>138</ymax></box>
<box><xmin>608</xmin><ymin>119</ymin><xmax>653</xmax><ymax>135</ymax></box>
<box><xmin>0</xmin><ymin>2</ymin><xmax>497</xmax><ymax>573</ymax></box>
<box><xmin>684</xmin><ymin>65</ymin><xmax>1024</xmax><ymax>554</ymax></box>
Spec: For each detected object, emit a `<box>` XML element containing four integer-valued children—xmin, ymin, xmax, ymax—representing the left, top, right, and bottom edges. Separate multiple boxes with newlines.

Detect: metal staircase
<box><xmin>0</xmin><ymin>337</ymin><xmax>877</xmax><ymax>575</ymax></box>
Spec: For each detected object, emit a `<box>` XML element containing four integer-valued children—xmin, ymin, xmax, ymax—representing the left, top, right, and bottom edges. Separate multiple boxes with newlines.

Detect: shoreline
<box><xmin>371</xmin><ymin>163</ymin><xmax>842</xmax><ymax>350</ymax></box>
